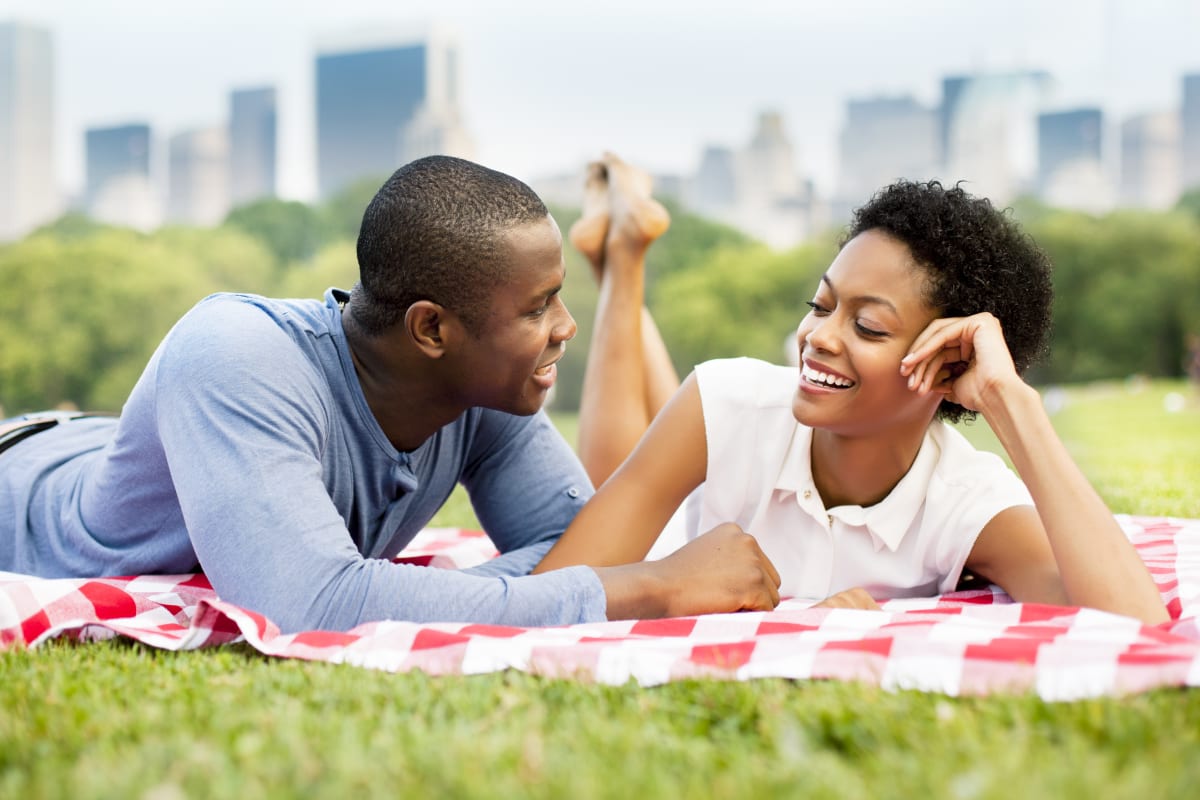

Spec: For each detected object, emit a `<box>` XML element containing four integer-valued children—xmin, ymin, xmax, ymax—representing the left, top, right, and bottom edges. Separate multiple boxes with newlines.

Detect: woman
<box><xmin>534</xmin><ymin>154</ymin><xmax>1167</xmax><ymax>625</ymax></box>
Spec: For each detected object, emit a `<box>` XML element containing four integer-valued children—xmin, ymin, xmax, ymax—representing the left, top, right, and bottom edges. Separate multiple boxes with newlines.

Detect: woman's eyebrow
<box><xmin>821</xmin><ymin>274</ymin><xmax>899</xmax><ymax>315</ymax></box>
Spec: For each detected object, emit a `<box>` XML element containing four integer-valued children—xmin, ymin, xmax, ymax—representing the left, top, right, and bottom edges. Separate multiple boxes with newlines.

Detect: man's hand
<box><xmin>596</xmin><ymin>523</ymin><xmax>781</xmax><ymax>619</ymax></box>
<box><xmin>812</xmin><ymin>587</ymin><xmax>881</xmax><ymax>610</ymax></box>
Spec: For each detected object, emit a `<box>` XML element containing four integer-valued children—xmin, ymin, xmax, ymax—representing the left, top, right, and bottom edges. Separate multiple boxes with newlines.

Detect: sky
<box><xmin>5</xmin><ymin>0</ymin><xmax>1200</xmax><ymax>201</ymax></box>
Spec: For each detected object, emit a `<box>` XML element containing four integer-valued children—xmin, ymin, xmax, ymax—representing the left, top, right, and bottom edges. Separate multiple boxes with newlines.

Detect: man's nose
<box><xmin>552</xmin><ymin>298</ymin><xmax>577</xmax><ymax>342</ymax></box>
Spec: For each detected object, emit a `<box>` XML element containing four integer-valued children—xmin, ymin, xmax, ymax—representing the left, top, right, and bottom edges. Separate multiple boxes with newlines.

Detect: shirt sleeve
<box><xmin>457</xmin><ymin>408</ymin><xmax>595</xmax><ymax>578</ymax></box>
<box><xmin>152</xmin><ymin>300</ymin><xmax>606</xmax><ymax>633</ymax></box>
<box><xmin>932</xmin><ymin>433</ymin><xmax>1036</xmax><ymax>594</ymax></box>
<box><xmin>693</xmin><ymin>358</ymin><xmax>795</xmax><ymax>531</ymax></box>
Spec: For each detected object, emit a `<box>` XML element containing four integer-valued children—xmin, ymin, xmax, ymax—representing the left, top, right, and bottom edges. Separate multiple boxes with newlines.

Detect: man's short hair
<box><xmin>351</xmin><ymin>155</ymin><xmax>549</xmax><ymax>335</ymax></box>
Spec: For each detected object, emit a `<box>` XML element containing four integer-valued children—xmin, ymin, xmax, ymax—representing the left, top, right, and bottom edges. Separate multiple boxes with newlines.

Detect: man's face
<box><xmin>450</xmin><ymin>215</ymin><xmax>577</xmax><ymax>416</ymax></box>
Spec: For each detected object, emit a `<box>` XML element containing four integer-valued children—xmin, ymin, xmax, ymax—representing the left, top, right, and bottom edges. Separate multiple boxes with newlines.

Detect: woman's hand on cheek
<box><xmin>899</xmin><ymin>313</ymin><xmax>1020</xmax><ymax>412</ymax></box>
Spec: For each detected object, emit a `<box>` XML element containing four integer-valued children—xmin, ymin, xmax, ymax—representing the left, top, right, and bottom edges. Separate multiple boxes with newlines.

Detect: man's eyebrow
<box><xmin>821</xmin><ymin>273</ymin><xmax>899</xmax><ymax>315</ymax></box>
<box><xmin>531</xmin><ymin>283</ymin><xmax>563</xmax><ymax>302</ymax></box>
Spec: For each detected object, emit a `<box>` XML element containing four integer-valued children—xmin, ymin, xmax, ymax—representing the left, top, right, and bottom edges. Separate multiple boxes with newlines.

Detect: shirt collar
<box><xmin>773</xmin><ymin>423</ymin><xmax>942</xmax><ymax>553</ymax></box>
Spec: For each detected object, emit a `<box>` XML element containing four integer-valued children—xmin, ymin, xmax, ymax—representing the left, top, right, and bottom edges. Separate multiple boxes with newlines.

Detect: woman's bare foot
<box><xmin>604</xmin><ymin>152</ymin><xmax>670</xmax><ymax>258</ymax></box>
<box><xmin>568</xmin><ymin>161</ymin><xmax>610</xmax><ymax>283</ymax></box>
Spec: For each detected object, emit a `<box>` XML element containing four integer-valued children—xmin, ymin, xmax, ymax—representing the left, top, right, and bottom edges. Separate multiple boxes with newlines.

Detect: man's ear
<box><xmin>404</xmin><ymin>300</ymin><xmax>462</xmax><ymax>358</ymax></box>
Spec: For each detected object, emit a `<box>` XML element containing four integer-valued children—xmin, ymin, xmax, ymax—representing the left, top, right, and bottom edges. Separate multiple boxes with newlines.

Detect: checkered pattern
<box><xmin>3</xmin><ymin>516</ymin><xmax>1198</xmax><ymax>700</ymax></box>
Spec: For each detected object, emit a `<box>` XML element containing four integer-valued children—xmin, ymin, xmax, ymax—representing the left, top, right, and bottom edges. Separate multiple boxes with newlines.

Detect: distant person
<box><xmin>0</xmin><ymin>156</ymin><xmax>780</xmax><ymax>633</ymax></box>
<box><xmin>535</xmin><ymin>154</ymin><xmax>1167</xmax><ymax>625</ymax></box>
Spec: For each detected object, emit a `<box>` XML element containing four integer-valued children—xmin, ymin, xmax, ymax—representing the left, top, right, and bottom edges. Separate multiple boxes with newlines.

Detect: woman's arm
<box><xmin>535</xmin><ymin>373</ymin><xmax>708</xmax><ymax>573</ymax></box>
<box><xmin>537</xmin><ymin>373</ymin><xmax>783</xmax><ymax>618</ymax></box>
<box><xmin>902</xmin><ymin>313</ymin><xmax>1168</xmax><ymax>625</ymax></box>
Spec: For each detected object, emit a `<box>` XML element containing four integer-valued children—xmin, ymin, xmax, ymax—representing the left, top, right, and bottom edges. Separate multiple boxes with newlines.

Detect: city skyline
<box><xmin>3</xmin><ymin>0</ymin><xmax>1200</xmax><ymax>203</ymax></box>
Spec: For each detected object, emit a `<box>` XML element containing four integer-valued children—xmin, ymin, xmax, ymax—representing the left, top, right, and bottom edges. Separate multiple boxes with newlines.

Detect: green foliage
<box><xmin>545</xmin><ymin>201</ymin><xmax>755</xmax><ymax>410</ymax></box>
<box><xmin>1176</xmin><ymin>186</ymin><xmax>1200</xmax><ymax>221</ymax></box>
<box><xmin>275</xmin><ymin>241</ymin><xmax>359</xmax><ymax>300</ymax></box>
<box><xmin>224</xmin><ymin>198</ymin><xmax>326</xmax><ymax>266</ymax></box>
<box><xmin>1029</xmin><ymin>210</ymin><xmax>1200</xmax><ymax>383</ymax></box>
<box><xmin>653</xmin><ymin>238</ymin><xmax>838</xmax><ymax>375</ymax></box>
<box><xmin>320</xmin><ymin>175</ymin><xmax>390</xmax><ymax>243</ymax></box>
<box><xmin>4</xmin><ymin>191</ymin><xmax>1200</xmax><ymax>414</ymax></box>
<box><xmin>0</xmin><ymin>226</ymin><xmax>272</xmax><ymax>413</ymax></box>
<box><xmin>645</xmin><ymin>197</ymin><xmax>755</xmax><ymax>283</ymax></box>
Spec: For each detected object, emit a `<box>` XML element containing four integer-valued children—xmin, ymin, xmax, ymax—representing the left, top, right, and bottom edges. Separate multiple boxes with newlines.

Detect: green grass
<box><xmin>3</xmin><ymin>381</ymin><xmax>1199</xmax><ymax>799</ymax></box>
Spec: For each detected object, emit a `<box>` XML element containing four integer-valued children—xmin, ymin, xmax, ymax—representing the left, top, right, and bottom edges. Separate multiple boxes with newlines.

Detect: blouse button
<box><xmin>803</xmin><ymin>490</ymin><xmax>812</xmax><ymax>500</ymax></box>
<box><xmin>566</xmin><ymin>487</ymin><xmax>580</xmax><ymax>499</ymax></box>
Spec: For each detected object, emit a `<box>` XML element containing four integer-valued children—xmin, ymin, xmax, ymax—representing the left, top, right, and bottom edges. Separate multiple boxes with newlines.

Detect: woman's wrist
<box><xmin>977</xmin><ymin>375</ymin><xmax>1041</xmax><ymax>429</ymax></box>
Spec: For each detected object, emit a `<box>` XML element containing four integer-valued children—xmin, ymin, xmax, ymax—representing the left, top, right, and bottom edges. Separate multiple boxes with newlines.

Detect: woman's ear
<box><xmin>405</xmin><ymin>300</ymin><xmax>453</xmax><ymax>359</ymax></box>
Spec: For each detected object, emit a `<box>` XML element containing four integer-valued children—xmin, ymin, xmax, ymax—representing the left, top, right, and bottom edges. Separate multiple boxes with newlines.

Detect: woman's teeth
<box><xmin>802</xmin><ymin>365</ymin><xmax>854</xmax><ymax>388</ymax></box>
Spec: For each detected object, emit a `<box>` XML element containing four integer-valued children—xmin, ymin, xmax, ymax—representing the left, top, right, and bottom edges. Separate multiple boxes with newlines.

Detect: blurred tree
<box><xmin>643</xmin><ymin>198</ymin><xmax>754</xmax><ymax>284</ymax></box>
<box><xmin>547</xmin><ymin>202</ymin><xmax>759</xmax><ymax>411</ymax></box>
<box><xmin>155</xmin><ymin>225</ymin><xmax>275</xmax><ymax>294</ymax></box>
<box><xmin>29</xmin><ymin>212</ymin><xmax>109</xmax><ymax>242</ymax></box>
<box><xmin>654</xmin><ymin>238</ymin><xmax>837</xmax><ymax>377</ymax></box>
<box><xmin>320</xmin><ymin>176</ymin><xmax>389</xmax><ymax>243</ymax></box>
<box><xmin>1176</xmin><ymin>187</ymin><xmax>1200</xmax><ymax>221</ymax></box>
<box><xmin>224</xmin><ymin>198</ymin><xmax>325</xmax><ymax>266</ymax></box>
<box><xmin>276</xmin><ymin>241</ymin><xmax>359</xmax><ymax>300</ymax></box>
<box><xmin>1031</xmin><ymin>209</ymin><xmax>1200</xmax><ymax>382</ymax></box>
<box><xmin>5</xmin><ymin>195</ymin><xmax>1196</xmax><ymax>416</ymax></box>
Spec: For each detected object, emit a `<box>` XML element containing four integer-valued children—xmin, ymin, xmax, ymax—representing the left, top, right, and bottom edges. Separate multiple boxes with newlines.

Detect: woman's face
<box><xmin>792</xmin><ymin>228</ymin><xmax>943</xmax><ymax>436</ymax></box>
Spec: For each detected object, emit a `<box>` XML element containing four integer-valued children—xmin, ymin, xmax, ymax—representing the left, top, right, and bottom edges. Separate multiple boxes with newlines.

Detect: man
<box><xmin>0</xmin><ymin>156</ymin><xmax>779</xmax><ymax>633</ymax></box>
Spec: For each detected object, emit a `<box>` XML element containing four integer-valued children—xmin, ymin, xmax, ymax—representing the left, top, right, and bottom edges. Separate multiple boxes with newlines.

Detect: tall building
<box><xmin>1120</xmin><ymin>112</ymin><xmax>1180</xmax><ymax>210</ymax></box>
<box><xmin>1037</xmin><ymin>108</ymin><xmax>1103</xmax><ymax>189</ymax></box>
<box><xmin>1182</xmin><ymin>73</ymin><xmax>1200</xmax><ymax>193</ymax></box>
<box><xmin>686</xmin><ymin>145</ymin><xmax>738</xmax><ymax>217</ymax></box>
<box><xmin>0</xmin><ymin>21</ymin><xmax>58</xmax><ymax>241</ymax></box>
<box><xmin>736</xmin><ymin>111</ymin><xmax>800</xmax><ymax>207</ymax></box>
<box><xmin>168</xmin><ymin>127</ymin><xmax>229</xmax><ymax>226</ymax></box>
<box><xmin>939</xmin><ymin>71</ymin><xmax>1054</xmax><ymax>204</ymax></box>
<box><xmin>683</xmin><ymin>112</ymin><xmax>821</xmax><ymax>249</ymax></box>
<box><xmin>229</xmin><ymin>86</ymin><xmax>276</xmax><ymax>206</ymax></box>
<box><xmin>85</xmin><ymin>123</ymin><xmax>159</xmax><ymax>230</ymax></box>
<box><xmin>315</xmin><ymin>26</ymin><xmax>470</xmax><ymax>199</ymax></box>
<box><xmin>837</xmin><ymin>95</ymin><xmax>938</xmax><ymax>207</ymax></box>
<box><xmin>1037</xmin><ymin>108</ymin><xmax>1111</xmax><ymax>212</ymax></box>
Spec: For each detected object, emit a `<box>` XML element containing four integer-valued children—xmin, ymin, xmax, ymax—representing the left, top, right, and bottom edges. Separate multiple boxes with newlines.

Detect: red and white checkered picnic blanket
<box><xmin>3</xmin><ymin>515</ymin><xmax>1198</xmax><ymax>700</ymax></box>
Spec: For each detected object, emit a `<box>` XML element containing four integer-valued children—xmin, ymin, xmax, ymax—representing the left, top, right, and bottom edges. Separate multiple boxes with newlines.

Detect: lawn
<box><xmin>2</xmin><ymin>381</ymin><xmax>1198</xmax><ymax>799</ymax></box>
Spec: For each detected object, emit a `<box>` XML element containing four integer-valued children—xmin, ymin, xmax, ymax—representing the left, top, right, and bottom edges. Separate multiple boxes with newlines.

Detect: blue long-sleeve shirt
<box><xmin>0</xmin><ymin>290</ymin><xmax>606</xmax><ymax>632</ymax></box>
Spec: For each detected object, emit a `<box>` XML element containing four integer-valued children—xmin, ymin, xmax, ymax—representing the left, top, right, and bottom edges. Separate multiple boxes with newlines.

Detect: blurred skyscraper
<box><xmin>168</xmin><ymin>127</ymin><xmax>229</xmax><ymax>226</ymax></box>
<box><xmin>1181</xmin><ymin>73</ymin><xmax>1200</xmax><ymax>193</ymax></box>
<box><xmin>1119</xmin><ymin>112</ymin><xmax>1180</xmax><ymax>210</ymax></box>
<box><xmin>940</xmin><ymin>71</ymin><xmax>1054</xmax><ymax>204</ymax></box>
<box><xmin>85</xmin><ymin>123</ymin><xmax>160</xmax><ymax>230</ymax></box>
<box><xmin>1037</xmin><ymin>108</ymin><xmax>1111</xmax><ymax>212</ymax></box>
<box><xmin>315</xmin><ymin>25</ymin><xmax>472</xmax><ymax>199</ymax></box>
<box><xmin>680</xmin><ymin>111</ymin><xmax>821</xmax><ymax>249</ymax></box>
<box><xmin>836</xmin><ymin>95</ymin><xmax>938</xmax><ymax>207</ymax></box>
<box><xmin>229</xmin><ymin>86</ymin><xmax>276</xmax><ymax>206</ymax></box>
<box><xmin>737</xmin><ymin>111</ymin><xmax>800</xmax><ymax>208</ymax></box>
<box><xmin>0</xmin><ymin>21</ymin><xmax>58</xmax><ymax>241</ymax></box>
<box><xmin>686</xmin><ymin>145</ymin><xmax>738</xmax><ymax>217</ymax></box>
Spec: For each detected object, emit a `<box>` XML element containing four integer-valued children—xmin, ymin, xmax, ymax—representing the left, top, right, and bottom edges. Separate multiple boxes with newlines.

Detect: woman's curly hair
<box><xmin>841</xmin><ymin>180</ymin><xmax>1054</xmax><ymax>424</ymax></box>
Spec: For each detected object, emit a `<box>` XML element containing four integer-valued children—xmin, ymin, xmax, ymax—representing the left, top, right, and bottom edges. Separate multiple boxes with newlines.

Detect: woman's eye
<box><xmin>805</xmin><ymin>300</ymin><xmax>829</xmax><ymax>315</ymax></box>
<box><xmin>856</xmin><ymin>322</ymin><xmax>886</xmax><ymax>338</ymax></box>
